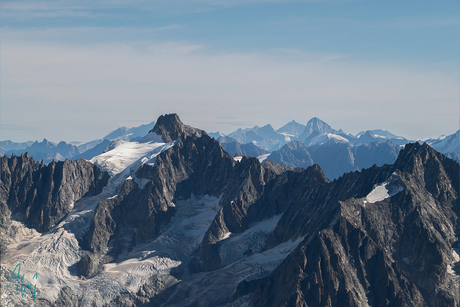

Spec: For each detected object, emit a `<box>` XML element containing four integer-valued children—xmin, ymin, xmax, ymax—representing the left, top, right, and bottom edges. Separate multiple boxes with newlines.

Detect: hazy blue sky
<box><xmin>1</xmin><ymin>0</ymin><xmax>458</xmax><ymax>142</ymax></box>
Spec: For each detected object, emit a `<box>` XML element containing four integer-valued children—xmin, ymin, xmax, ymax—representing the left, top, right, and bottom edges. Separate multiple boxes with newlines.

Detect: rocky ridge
<box><xmin>95</xmin><ymin>117</ymin><xmax>459</xmax><ymax>306</ymax></box>
<box><xmin>246</xmin><ymin>142</ymin><xmax>459</xmax><ymax>307</ymax></box>
<box><xmin>0</xmin><ymin>114</ymin><xmax>458</xmax><ymax>307</ymax></box>
<box><xmin>82</xmin><ymin>114</ymin><xmax>284</xmax><ymax>277</ymax></box>
<box><xmin>0</xmin><ymin>154</ymin><xmax>109</xmax><ymax>237</ymax></box>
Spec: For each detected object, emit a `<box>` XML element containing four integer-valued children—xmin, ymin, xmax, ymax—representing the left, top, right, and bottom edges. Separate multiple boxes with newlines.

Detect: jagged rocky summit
<box><xmin>0</xmin><ymin>113</ymin><xmax>458</xmax><ymax>307</ymax></box>
<box><xmin>1</xmin><ymin>154</ymin><xmax>109</xmax><ymax>241</ymax></box>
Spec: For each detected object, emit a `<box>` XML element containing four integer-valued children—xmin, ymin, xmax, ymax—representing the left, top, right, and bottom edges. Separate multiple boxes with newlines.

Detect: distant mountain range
<box><xmin>226</xmin><ymin>118</ymin><xmax>410</xmax><ymax>151</ymax></box>
<box><xmin>1</xmin><ymin>114</ymin><xmax>458</xmax><ymax>306</ymax></box>
<box><xmin>427</xmin><ymin>130</ymin><xmax>460</xmax><ymax>162</ymax></box>
<box><xmin>217</xmin><ymin>118</ymin><xmax>458</xmax><ymax>179</ymax></box>
<box><xmin>1</xmin><ymin>121</ymin><xmax>155</xmax><ymax>164</ymax></box>
<box><xmin>266</xmin><ymin>140</ymin><xmax>400</xmax><ymax>179</ymax></box>
<box><xmin>1</xmin><ymin>118</ymin><xmax>458</xmax><ymax>180</ymax></box>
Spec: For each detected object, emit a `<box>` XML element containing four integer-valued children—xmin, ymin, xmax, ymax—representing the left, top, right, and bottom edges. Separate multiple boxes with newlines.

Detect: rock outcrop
<box><xmin>240</xmin><ymin>143</ymin><xmax>459</xmax><ymax>307</ymax></box>
<box><xmin>84</xmin><ymin>115</ymin><xmax>241</xmax><ymax>276</ymax></box>
<box><xmin>84</xmin><ymin>114</ymin><xmax>289</xmax><ymax>275</ymax></box>
<box><xmin>150</xmin><ymin>113</ymin><xmax>205</xmax><ymax>143</ymax></box>
<box><xmin>0</xmin><ymin>153</ymin><xmax>109</xmax><ymax>235</ymax></box>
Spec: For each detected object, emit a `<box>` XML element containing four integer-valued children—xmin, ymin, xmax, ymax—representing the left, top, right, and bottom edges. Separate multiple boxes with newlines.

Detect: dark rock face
<box><xmin>54</xmin><ymin>286</ymin><xmax>79</xmax><ymax>307</ymax></box>
<box><xmin>84</xmin><ymin>116</ymin><xmax>285</xmax><ymax>276</ymax></box>
<box><xmin>261</xmin><ymin>159</ymin><xmax>293</xmax><ymax>175</ymax></box>
<box><xmin>193</xmin><ymin>156</ymin><xmax>284</xmax><ymax>271</ymax></box>
<box><xmin>84</xmin><ymin>127</ymin><xmax>242</xmax><ymax>275</ymax></box>
<box><xmin>150</xmin><ymin>113</ymin><xmax>205</xmax><ymax>143</ymax></box>
<box><xmin>252</xmin><ymin>219</ymin><xmax>427</xmax><ymax>307</ymax></box>
<box><xmin>241</xmin><ymin>142</ymin><xmax>459</xmax><ymax>307</ymax></box>
<box><xmin>266</xmin><ymin>141</ymin><xmax>313</xmax><ymax>169</ymax></box>
<box><xmin>0</xmin><ymin>153</ymin><xmax>109</xmax><ymax>234</ymax></box>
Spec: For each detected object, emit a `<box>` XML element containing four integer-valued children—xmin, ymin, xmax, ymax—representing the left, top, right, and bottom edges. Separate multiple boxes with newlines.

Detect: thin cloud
<box><xmin>1</xmin><ymin>1</ymin><xmax>106</xmax><ymax>20</ymax></box>
<box><xmin>215</xmin><ymin>121</ymin><xmax>256</xmax><ymax>127</ymax></box>
<box><xmin>1</xmin><ymin>26</ymin><xmax>189</xmax><ymax>46</ymax></box>
<box><xmin>373</xmin><ymin>16</ymin><xmax>460</xmax><ymax>30</ymax></box>
<box><xmin>1</xmin><ymin>28</ymin><xmax>457</xmax><ymax>141</ymax></box>
<box><xmin>1</xmin><ymin>0</ymin><xmax>330</xmax><ymax>20</ymax></box>
<box><xmin>271</xmin><ymin>48</ymin><xmax>344</xmax><ymax>62</ymax></box>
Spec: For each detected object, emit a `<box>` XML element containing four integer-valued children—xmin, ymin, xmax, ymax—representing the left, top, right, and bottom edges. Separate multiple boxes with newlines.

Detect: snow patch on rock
<box><xmin>219</xmin><ymin>215</ymin><xmax>282</xmax><ymax>267</ymax></box>
<box><xmin>364</xmin><ymin>181</ymin><xmax>404</xmax><ymax>205</ymax></box>
<box><xmin>257</xmin><ymin>153</ymin><xmax>270</xmax><ymax>163</ymax></box>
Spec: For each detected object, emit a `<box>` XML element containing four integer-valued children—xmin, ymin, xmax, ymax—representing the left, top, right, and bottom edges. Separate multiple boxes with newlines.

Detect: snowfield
<box><xmin>91</xmin><ymin>132</ymin><xmax>176</xmax><ymax>176</ymax></box>
<box><xmin>257</xmin><ymin>153</ymin><xmax>270</xmax><ymax>163</ymax></box>
<box><xmin>307</xmin><ymin>133</ymin><xmax>349</xmax><ymax>146</ymax></box>
<box><xmin>219</xmin><ymin>215</ymin><xmax>282</xmax><ymax>266</ymax></box>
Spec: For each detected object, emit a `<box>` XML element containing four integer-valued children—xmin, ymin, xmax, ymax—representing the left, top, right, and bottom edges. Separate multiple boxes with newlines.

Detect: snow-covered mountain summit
<box><xmin>356</xmin><ymin>128</ymin><xmax>404</xmax><ymax>139</ymax></box>
<box><xmin>276</xmin><ymin>120</ymin><xmax>306</xmax><ymax>138</ymax></box>
<box><xmin>90</xmin><ymin>113</ymin><xmax>203</xmax><ymax>177</ymax></box>
<box><xmin>102</xmin><ymin>121</ymin><xmax>155</xmax><ymax>142</ymax></box>
<box><xmin>298</xmin><ymin>117</ymin><xmax>338</xmax><ymax>141</ymax></box>
<box><xmin>226</xmin><ymin>116</ymin><xmax>414</xmax><ymax>150</ymax></box>
<box><xmin>427</xmin><ymin>130</ymin><xmax>459</xmax><ymax>154</ymax></box>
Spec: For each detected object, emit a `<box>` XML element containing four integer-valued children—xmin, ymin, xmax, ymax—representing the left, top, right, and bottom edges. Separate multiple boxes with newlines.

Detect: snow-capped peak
<box><xmin>91</xmin><ymin>133</ymin><xmax>176</xmax><ymax>177</ymax></box>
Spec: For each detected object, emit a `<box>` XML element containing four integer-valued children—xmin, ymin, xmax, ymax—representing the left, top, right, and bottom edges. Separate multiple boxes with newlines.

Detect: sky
<box><xmin>1</xmin><ymin>0</ymin><xmax>459</xmax><ymax>142</ymax></box>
